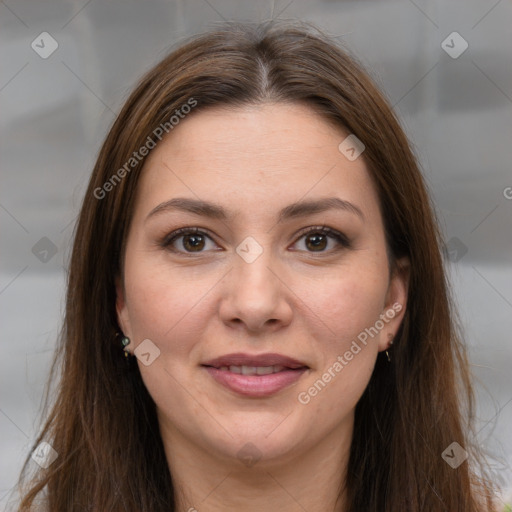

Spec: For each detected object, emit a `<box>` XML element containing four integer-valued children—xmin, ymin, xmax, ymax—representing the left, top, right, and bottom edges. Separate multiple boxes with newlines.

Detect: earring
<box><xmin>385</xmin><ymin>333</ymin><xmax>394</xmax><ymax>363</ymax></box>
<box><xmin>120</xmin><ymin>335</ymin><xmax>131</xmax><ymax>358</ymax></box>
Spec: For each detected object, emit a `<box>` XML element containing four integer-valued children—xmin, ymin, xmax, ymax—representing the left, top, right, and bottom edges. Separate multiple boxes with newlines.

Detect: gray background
<box><xmin>1</xmin><ymin>0</ymin><xmax>511</xmax><ymax>508</ymax></box>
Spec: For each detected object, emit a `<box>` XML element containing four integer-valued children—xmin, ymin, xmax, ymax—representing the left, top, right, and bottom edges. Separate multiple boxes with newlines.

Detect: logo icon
<box><xmin>31</xmin><ymin>32</ymin><xmax>59</xmax><ymax>59</ymax></box>
<box><xmin>134</xmin><ymin>339</ymin><xmax>161</xmax><ymax>366</ymax></box>
<box><xmin>441</xmin><ymin>32</ymin><xmax>468</xmax><ymax>59</ymax></box>
<box><xmin>236</xmin><ymin>236</ymin><xmax>263</xmax><ymax>264</ymax></box>
<box><xmin>338</xmin><ymin>134</ymin><xmax>365</xmax><ymax>161</ymax></box>
<box><xmin>237</xmin><ymin>442</ymin><xmax>262</xmax><ymax>468</ymax></box>
<box><xmin>31</xmin><ymin>441</ymin><xmax>58</xmax><ymax>469</ymax></box>
<box><xmin>442</xmin><ymin>441</ymin><xmax>468</xmax><ymax>469</ymax></box>
<box><xmin>32</xmin><ymin>237</ymin><xmax>58</xmax><ymax>263</ymax></box>
<box><xmin>444</xmin><ymin>237</ymin><xmax>468</xmax><ymax>263</ymax></box>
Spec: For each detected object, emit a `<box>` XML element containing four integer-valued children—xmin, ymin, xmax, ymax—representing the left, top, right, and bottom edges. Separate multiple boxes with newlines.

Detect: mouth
<box><xmin>201</xmin><ymin>353</ymin><xmax>309</xmax><ymax>397</ymax></box>
<box><xmin>206</xmin><ymin>364</ymin><xmax>302</xmax><ymax>375</ymax></box>
<box><xmin>202</xmin><ymin>352</ymin><xmax>308</xmax><ymax>370</ymax></box>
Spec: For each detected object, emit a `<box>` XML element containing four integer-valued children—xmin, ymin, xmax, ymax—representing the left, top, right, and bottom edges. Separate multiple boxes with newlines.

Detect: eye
<box><xmin>160</xmin><ymin>225</ymin><xmax>351</xmax><ymax>255</ymax></box>
<box><xmin>291</xmin><ymin>226</ymin><xmax>351</xmax><ymax>253</ymax></box>
<box><xmin>161</xmin><ymin>227</ymin><xmax>219</xmax><ymax>254</ymax></box>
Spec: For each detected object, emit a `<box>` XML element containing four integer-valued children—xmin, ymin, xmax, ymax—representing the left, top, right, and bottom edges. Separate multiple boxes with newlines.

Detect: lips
<box><xmin>201</xmin><ymin>352</ymin><xmax>309</xmax><ymax>398</ymax></box>
<box><xmin>217</xmin><ymin>364</ymin><xmax>288</xmax><ymax>376</ymax></box>
<box><xmin>202</xmin><ymin>352</ymin><xmax>308</xmax><ymax>370</ymax></box>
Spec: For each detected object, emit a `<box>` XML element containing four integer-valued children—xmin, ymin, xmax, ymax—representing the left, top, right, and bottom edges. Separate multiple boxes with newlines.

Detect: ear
<box><xmin>377</xmin><ymin>256</ymin><xmax>410</xmax><ymax>353</ymax></box>
<box><xmin>115</xmin><ymin>275</ymin><xmax>132</xmax><ymax>339</ymax></box>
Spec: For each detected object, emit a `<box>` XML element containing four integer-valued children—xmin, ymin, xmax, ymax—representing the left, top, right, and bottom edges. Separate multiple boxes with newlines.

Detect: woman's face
<box><xmin>116</xmin><ymin>103</ymin><xmax>408</xmax><ymax>469</ymax></box>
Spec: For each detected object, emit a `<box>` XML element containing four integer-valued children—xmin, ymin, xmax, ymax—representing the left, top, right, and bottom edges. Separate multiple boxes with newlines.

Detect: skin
<box><xmin>116</xmin><ymin>103</ymin><xmax>409</xmax><ymax>512</ymax></box>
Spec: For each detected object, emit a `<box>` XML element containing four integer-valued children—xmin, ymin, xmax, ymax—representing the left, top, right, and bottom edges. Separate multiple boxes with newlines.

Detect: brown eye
<box><xmin>181</xmin><ymin>233</ymin><xmax>206</xmax><ymax>252</ymax></box>
<box><xmin>293</xmin><ymin>226</ymin><xmax>351</xmax><ymax>253</ymax></box>
<box><xmin>305</xmin><ymin>233</ymin><xmax>328</xmax><ymax>251</ymax></box>
<box><xmin>162</xmin><ymin>228</ymin><xmax>218</xmax><ymax>254</ymax></box>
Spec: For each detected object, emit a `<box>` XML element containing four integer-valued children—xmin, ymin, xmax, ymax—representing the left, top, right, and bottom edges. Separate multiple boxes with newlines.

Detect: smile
<box><xmin>217</xmin><ymin>364</ymin><xmax>288</xmax><ymax>375</ymax></box>
<box><xmin>202</xmin><ymin>365</ymin><xmax>308</xmax><ymax>398</ymax></box>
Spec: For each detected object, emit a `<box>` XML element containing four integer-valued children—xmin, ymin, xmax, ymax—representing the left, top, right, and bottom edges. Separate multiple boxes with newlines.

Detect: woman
<box><xmin>17</xmin><ymin>20</ymin><xmax>498</xmax><ymax>511</ymax></box>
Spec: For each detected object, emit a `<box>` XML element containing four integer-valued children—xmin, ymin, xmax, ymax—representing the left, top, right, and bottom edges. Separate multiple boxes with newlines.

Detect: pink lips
<box><xmin>202</xmin><ymin>352</ymin><xmax>307</xmax><ymax>369</ymax></box>
<box><xmin>201</xmin><ymin>352</ymin><xmax>309</xmax><ymax>398</ymax></box>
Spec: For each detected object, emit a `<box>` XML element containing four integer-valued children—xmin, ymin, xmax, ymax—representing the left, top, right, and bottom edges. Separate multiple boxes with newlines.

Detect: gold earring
<box><xmin>121</xmin><ymin>336</ymin><xmax>131</xmax><ymax>358</ymax></box>
<box><xmin>116</xmin><ymin>331</ymin><xmax>131</xmax><ymax>358</ymax></box>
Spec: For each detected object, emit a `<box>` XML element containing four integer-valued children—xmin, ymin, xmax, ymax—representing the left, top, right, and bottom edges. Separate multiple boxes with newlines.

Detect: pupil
<box><xmin>184</xmin><ymin>234</ymin><xmax>204</xmax><ymax>251</ymax></box>
<box><xmin>307</xmin><ymin>234</ymin><xmax>326</xmax><ymax>251</ymax></box>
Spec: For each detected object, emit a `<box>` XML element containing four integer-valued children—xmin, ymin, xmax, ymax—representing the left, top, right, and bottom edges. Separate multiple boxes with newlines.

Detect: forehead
<box><xmin>134</xmin><ymin>103</ymin><xmax>381</xmax><ymax>225</ymax></box>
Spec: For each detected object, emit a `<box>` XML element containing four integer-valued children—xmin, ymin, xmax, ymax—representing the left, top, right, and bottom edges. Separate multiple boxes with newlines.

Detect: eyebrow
<box><xmin>145</xmin><ymin>196</ymin><xmax>365</xmax><ymax>223</ymax></box>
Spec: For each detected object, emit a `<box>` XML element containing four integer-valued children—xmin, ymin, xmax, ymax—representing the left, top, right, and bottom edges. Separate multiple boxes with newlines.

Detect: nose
<box><xmin>218</xmin><ymin>247</ymin><xmax>293</xmax><ymax>334</ymax></box>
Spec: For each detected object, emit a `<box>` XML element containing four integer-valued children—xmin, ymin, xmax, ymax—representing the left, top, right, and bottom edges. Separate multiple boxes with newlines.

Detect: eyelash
<box><xmin>160</xmin><ymin>225</ymin><xmax>351</xmax><ymax>255</ymax></box>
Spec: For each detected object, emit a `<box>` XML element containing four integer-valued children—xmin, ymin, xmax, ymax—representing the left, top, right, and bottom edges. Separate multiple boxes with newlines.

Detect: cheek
<box><xmin>294</xmin><ymin>262</ymin><xmax>388</xmax><ymax>350</ymax></box>
<box><xmin>123</xmin><ymin>254</ymin><xmax>211</xmax><ymax>349</ymax></box>
<box><xmin>293</xmin><ymin>269</ymin><xmax>386</xmax><ymax>422</ymax></box>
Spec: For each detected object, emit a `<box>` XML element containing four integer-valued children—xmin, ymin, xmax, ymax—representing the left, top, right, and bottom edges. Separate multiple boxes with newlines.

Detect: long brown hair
<box><xmin>17</xmin><ymin>20</ymin><xmax>498</xmax><ymax>511</ymax></box>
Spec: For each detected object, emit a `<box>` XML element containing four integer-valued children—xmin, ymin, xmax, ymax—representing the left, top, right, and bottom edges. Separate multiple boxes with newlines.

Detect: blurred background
<box><xmin>1</xmin><ymin>0</ymin><xmax>511</xmax><ymax>508</ymax></box>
